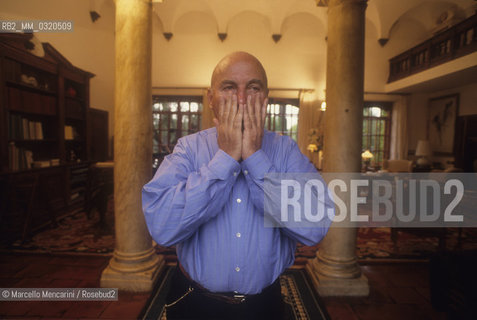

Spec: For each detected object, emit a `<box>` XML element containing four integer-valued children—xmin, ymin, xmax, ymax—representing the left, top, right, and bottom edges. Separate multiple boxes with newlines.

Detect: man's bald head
<box><xmin>210</xmin><ymin>52</ymin><xmax>268</xmax><ymax>90</ymax></box>
<box><xmin>208</xmin><ymin>52</ymin><xmax>269</xmax><ymax>111</ymax></box>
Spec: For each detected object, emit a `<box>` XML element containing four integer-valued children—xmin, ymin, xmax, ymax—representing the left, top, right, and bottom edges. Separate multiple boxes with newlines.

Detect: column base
<box><xmin>305</xmin><ymin>263</ymin><xmax>369</xmax><ymax>296</ymax></box>
<box><xmin>306</xmin><ymin>257</ymin><xmax>369</xmax><ymax>297</ymax></box>
<box><xmin>100</xmin><ymin>247</ymin><xmax>165</xmax><ymax>292</ymax></box>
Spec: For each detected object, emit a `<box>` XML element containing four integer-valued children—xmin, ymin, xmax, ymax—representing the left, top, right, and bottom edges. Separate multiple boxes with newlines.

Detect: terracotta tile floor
<box><xmin>0</xmin><ymin>253</ymin><xmax>149</xmax><ymax>319</ymax></box>
<box><xmin>0</xmin><ymin>253</ymin><xmax>446</xmax><ymax>319</ymax></box>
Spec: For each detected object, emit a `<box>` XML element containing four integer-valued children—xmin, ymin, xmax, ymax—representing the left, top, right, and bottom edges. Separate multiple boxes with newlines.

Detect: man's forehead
<box><xmin>211</xmin><ymin>52</ymin><xmax>268</xmax><ymax>87</ymax></box>
<box><xmin>219</xmin><ymin>57</ymin><xmax>260</xmax><ymax>71</ymax></box>
<box><xmin>218</xmin><ymin>78</ymin><xmax>264</xmax><ymax>86</ymax></box>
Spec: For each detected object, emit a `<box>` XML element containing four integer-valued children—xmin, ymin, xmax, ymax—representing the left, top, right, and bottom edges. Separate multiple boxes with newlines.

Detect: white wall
<box><xmin>407</xmin><ymin>82</ymin><xmax>477</xmax><ymax>167</ymax></box>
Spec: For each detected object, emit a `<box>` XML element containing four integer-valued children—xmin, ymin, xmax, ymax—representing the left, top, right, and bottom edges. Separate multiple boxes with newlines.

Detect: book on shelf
<box><xmin>7</xmin><ymin>142</ymin><xmax>61</xmax><ymax>171</ymax></box>
<box><xmin>35</xmin><ymin>122</ymin><xmax>44</xmax><ymax>139</ymax></box>
<box><xmin>8</xmin><ymin>114</ymin><xmax>44</xmax><ymax>140</ymax></box>
<box><xmin>32</xmin><ymin>160</ymin><xmax>51</xmax><ymax>168</ymax></box>
<box><xmin>25</xmin><ymin>150</ymin><xmax>33</xmax><ymax>169</ymax></box>
<box><xmin>28</xmin><ymin>120</ymin><xmax>36</xmax><ymax>139</ymax></box>
<box><xmin>8</xmin><ymin>142</ymin><xmax>33</xmax><ymax>170</ymax></box>
<box><xmin>64</xmin><ymin>125</ymin><xmax>74</xmax><ymax>140</ymax></box>
<box><xmin>22</xmin><ymin>118</ymin><xmax>29</xmax><ymax>139</ymax></box>
<box><xmin>9</xmin><ymin>114</ymin><xmax>21</xmax><ymax>139</ymax></box>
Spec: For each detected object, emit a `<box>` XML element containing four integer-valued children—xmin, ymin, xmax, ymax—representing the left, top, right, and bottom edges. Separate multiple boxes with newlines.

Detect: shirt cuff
<box><xmin>241</xmin><ymin>149</ymin><xmax>272</xmax><ymax>180</ymax></box>
<box><xmin>208</xmin><ymin>149</ymin><xmax>241</xmax><ymax>180</ymax></box>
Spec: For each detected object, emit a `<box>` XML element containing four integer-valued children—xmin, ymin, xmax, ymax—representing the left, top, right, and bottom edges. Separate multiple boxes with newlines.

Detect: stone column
<box><xmin>101</xmin><ymin>0</ymin><xmax>163</xmax><ymax>292</ymax></box>
<box><xmin>306</xmin><ymin>0</ymin><xmax>369</xmax><ymax>296</ymax></box>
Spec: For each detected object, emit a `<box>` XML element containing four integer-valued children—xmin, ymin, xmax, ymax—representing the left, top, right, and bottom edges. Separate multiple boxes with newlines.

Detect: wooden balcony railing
<box><xmin>388</xmin><ymin>13</ymin><xmax>477</xmax><ymax>83</ymax></box>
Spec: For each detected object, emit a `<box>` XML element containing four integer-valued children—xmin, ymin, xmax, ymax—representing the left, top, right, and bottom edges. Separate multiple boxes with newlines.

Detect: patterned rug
<box><xmin>0</xmin><ymin>208</ymin><xmax>115</xmax><ymax>255</ymax></box>
<box><xmin>295</xmin><ymin>227</ymin><xmax>477</xmax><ymax>262</ymax></box>
<box><xmin>139</xmin><ymin>267</ymin><xmax>330</xmax><ymax>320</ymax></box>
<box><xmin>356</xmin><ymin>227</ymin><xmax>477</xmax><ymax>260</ymax></box>
<box><xmin>2</xmin><ymin>205</ymin><xmax>476</xmax><ymax>261</ymax></box>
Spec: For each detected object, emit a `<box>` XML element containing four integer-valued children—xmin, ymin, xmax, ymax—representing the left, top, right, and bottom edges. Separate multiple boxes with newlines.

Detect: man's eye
<box><xmin>249</xmin><ymin>86</ymin><xmax>261</xmax><ymax>91</ymax></box>
<box><xmin>223</xmin><ymin>86</ymin><xmax>234</xmax><ymax>90</ymax></box>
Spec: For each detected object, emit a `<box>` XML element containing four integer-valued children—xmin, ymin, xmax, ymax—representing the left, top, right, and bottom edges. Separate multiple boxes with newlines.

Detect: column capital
<box><xmin>315</xmin><ymin>0</ymin><xmax>329</xmax><ymax>7</ymax></box>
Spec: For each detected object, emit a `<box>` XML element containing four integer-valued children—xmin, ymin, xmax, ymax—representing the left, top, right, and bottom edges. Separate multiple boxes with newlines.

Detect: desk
<box><xmin>0</xmin><ymin>165</ymin><xmax>67</xmax><ymax>243</ymax></box>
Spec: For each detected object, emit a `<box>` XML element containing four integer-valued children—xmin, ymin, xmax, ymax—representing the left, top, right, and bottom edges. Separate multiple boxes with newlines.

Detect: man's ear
<box><xmin>207</xmin><ymin>88</ymin><xmax>213</xmax><ymax>108</ymax></box>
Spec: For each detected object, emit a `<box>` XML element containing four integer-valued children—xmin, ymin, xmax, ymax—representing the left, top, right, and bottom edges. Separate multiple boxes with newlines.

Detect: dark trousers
<box><xmin>165</xmin><ymin>266</ymin><xmax>287</xmax><ymax>320</ymax></box>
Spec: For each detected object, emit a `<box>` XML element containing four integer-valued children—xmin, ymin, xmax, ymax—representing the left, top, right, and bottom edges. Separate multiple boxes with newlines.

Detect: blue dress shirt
<box><xmin>142</xmin><ymin>127</ymin><xmax>332</xmax><ymax>294</ymax></box>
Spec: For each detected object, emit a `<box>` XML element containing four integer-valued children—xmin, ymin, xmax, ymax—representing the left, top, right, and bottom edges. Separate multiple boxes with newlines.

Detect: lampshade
<box><xmin>307</xmin><ymin>144</ymin><xmax>318</xmax><ymax>152</ymax></box>
<box><xmin>415</xmin><ymin>140</ymin><xmax>432</xmax><ymax>157</ymax></box>
<box><xmin>320</xmin><ymin>101</ymin><xmax>327</xmax><ymax>111</ymax></box>
<box><xmin>361</xmin><ymin>149</ymin><xmax>373</xmax><ymax>160</ymax></box>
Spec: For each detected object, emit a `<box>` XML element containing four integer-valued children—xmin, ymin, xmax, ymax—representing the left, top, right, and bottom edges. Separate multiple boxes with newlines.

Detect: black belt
<box><xmin>177</xmin><ymin>263</ymin><xmax>279</xmax><ymax>305</ymax></box>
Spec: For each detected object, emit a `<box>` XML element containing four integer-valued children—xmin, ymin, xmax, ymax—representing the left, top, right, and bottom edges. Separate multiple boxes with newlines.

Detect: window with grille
<box><xmin>362</xmin><ymin>102</ymin><xmax>392</xmax><ymax>168</ymax></box>
<box><xmin>151</xmin><ymin>96</ymin><xmax>299</xmax><ymax>160</ymax></box>
<box><xmin>265</xmin><ymin>98</ymin><xmax>300</xmax><ymax>141</ymax></box>
<box><xmin>152</xmin><ymin>96</ymin><xmax>203</xmax><ymax>156</ymax></box>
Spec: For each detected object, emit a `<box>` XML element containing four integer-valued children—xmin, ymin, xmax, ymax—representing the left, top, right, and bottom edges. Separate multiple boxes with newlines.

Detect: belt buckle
<box><xmin>233</xmin><ymin>294</ymin><xmax>246</xmax><ymax>303</ymax></box>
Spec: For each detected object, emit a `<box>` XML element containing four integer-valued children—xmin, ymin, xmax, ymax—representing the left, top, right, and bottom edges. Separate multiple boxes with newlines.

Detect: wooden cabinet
<box><xmin>0</xmin><ymin>34</ymin><xmax>103</xmax><ymax>242</ymax></box>
<box><xmin>454</xmin><ymin>115</ymin><xmax>477</xmax><ymax>172</ymax></box>
<box><xmin>88</xmin><ymin>108</ymin><xmax>109</xmax><ymax>162</ymax></box>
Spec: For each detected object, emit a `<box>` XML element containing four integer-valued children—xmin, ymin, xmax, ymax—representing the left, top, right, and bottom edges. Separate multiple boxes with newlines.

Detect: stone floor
<box><xmin>0</xmin><ymin>253</ymin><xmax>447</xmax><ymax>319</ymax></box>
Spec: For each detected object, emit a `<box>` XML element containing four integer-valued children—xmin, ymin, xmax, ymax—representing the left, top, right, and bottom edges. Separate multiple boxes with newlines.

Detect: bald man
<box><xmin>142</xmin><ymin>52</ymin><xmax>332</xmax><ymax>320</ymax></box>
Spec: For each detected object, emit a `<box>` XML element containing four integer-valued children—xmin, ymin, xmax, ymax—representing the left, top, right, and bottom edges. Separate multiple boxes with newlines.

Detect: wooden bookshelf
<box><xmin>1</xmin><ymin>33</ymin><xmax>95</xmax><ymax>170</ymax></box>
<box><xmin>0</xmin><ymin>33</ymin><xmax>100</xmax><ymax>243</ymax></box>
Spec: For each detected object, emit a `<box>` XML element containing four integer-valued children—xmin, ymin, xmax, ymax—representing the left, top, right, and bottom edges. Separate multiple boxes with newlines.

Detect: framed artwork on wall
<box><xmin>427</xmin><ymin>94</ymin><xmax>459</xmax><ymax>155</ymax></box>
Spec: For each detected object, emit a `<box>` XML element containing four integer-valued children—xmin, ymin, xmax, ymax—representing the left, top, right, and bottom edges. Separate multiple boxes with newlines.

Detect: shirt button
<box><xmin>244</xmin><ymin>170</ymin><xmax>248</xmax><ymax>175</ymax></box>
<box><xmin>236</xmin><ymin>198</ymin><xmax>241</xmax><ymax>203</ymax></box>
<box><xmin>236</xmin><ymin>232</ymin><xmax>241</xmax><ymax>238</ymax></box>
<box><xmin>233</xmin><ymin>171</ymin><xmax>238</xmax><ymax>177</ymax></box>
<box><xmin>235</xmin><ymin>267</ymin><xmax>240</xmax><ymax>272</ymax></box>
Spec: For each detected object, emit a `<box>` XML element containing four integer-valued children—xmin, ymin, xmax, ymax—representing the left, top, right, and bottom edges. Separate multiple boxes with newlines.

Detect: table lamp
<box><xmin>361</xmin><ymin>149</ymin><xmax>373</xmax><ymax>171</ymax></box>
<box><xmin>415</xmin><ymin>140</ymin><xmax>432</xmax><ymax>166</ymax></box>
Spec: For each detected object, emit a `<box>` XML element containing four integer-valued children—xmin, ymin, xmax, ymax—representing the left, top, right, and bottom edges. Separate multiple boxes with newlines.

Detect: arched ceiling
<box><xmin>152</xmin><ymin>0</ymin><xmax>476</xmax><ymax>44</ymax></box>
<box><xmin>153</xmin><ymin>0</ymin><xmax>327</xmax><ymax>38</ymax></box>
<box><xmin>148</xmin><ymin>0</ymin><xmax>476</xmax><ymax>91</ymax></box>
